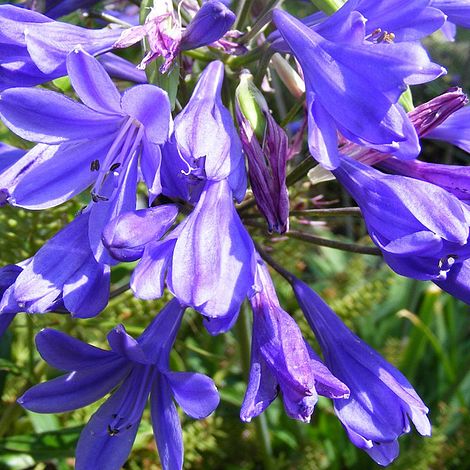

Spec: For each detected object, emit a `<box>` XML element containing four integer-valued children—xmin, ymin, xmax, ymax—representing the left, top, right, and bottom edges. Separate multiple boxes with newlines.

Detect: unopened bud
<box><xmin>271</xmin><ymin>53</ymin><xmax>305</xmax><ymax>99</ymax></box>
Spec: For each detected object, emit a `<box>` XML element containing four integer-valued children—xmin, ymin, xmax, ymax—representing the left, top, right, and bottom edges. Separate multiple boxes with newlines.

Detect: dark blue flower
<box><xmin>272</xmin><ymin>8</ymin><xmax>444</xmax><ymax>169</ymax></box>
<box><xmin>293</xmin><ymin>279</ymin><xmax>431</xmax><ymax>466</ymax></box>
<box><xmin>18</xmin><ymin>299</ymin><xmax>220</xmax><ymax>470</ymax></box>
<box><xmin>241</xmin><ymin>259</ymin><xmax>349</xmax><ymax>422</ymax></box>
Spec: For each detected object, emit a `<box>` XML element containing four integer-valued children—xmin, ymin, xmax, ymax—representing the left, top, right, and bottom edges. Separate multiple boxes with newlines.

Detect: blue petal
<box><xmin>121</xmin><ymin>85</ymin><xmax>170</xmax><ymax>144</ymax></box>
<box><xmin>150</xmin><ymin>374</ymin><xmax>183</xmax><ymax>470</ymax></box>
<box><xmin>35</xmin><ymin>328</ymin><xmax>115</xmax><ymax>371</ymax></box>
<box><xmin>75</xmin><ymin>382</ymin><xmax>141</xmax><ymax>470</ymax></box>
<box><xmin>66</xmin><ymin>48</ymin><xmax>122</xmax><ymax>116</ymax></box>
<box><xmin>103</xmin><ymin>205</ymin><xmax>178</xmax><ymax>262</ymax></box>
<box><xmin>107</xmin><ymin>324</ymin><xmax>149</xmax><ymax>364</ymax></box>
<box><xmin>0</xmin><ymin>87</ymin><xmax>121</xmax><ymax>144</ymax></box>
<box><xmin>165</xmin><ymin>371</ymin><xmax>219</xmax><ymax>419</ymax></box>
<box><xmin>18</xmin><ymin>358</ymin><xmax>131</xmax><ymax>413</ymax></box>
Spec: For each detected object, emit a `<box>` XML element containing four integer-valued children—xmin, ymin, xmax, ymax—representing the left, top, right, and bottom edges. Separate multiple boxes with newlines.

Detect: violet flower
<box><xmin>103</xmin><ymin>179</ymin><xmax>256</xmax><ymax>334</ymax></box>
<box><xmin>114</xmin><ymin>0</ymin><xmax>235</xmax><ymax>72</ymax></box>
<box><xmin>12</xmin><ymin>211</ymin><xmax>110</xmax><ymax>318</ymax></box>
<box><xmin>18</xmin><ymin>299</ymin><xmax>220</xmax><ymax>470</ymax></box>
<box><xmin>0</xmin><ymin>4</ymin><xmax>123</xmax><ymax>90</ymax></box>
<box><xmin>0</xmin><ymin>48</ymin><xmax>171</xmax><ymax>264</ymax></box>
<box><xmin>293</xmin><ymin>279</ymin><xmax>431</xmax><ymax>466</ymax></box>
<box><xmin>241</xmin><ymin>259</ymin><xmax>349</xmax><ymax>422</ymax></box>
<box><xmin>0</xmin><ymin>264</ymin><xmax>24</xmax><ymax>337</ymax></box>
<box><xmin>425</xmin><ymin>105</ymin><xmax>470</xmax><ymax>153</ymax></box>
<box><xmin>269</xmin><ymin>0</ymin><xmax>445</xmax><ymax>47</ymax></box>
<box><xmin>333</xmin><ymin>155</ymin><xmax>470</xmax><ymax>282</ymax></box>
<box><xmin>272</xmin><ymin>9</ymin><xmax>444</xmax><ymax>170</ymax></box>
<box><xmin>431</xmin><ymin>0</ymin><xmax>470</xmax><ymax>29</ymax></box>
<box><xmin>173</xmin><ymin>60</ymin><xmax>247</xmax><ymax>202</ymax></box>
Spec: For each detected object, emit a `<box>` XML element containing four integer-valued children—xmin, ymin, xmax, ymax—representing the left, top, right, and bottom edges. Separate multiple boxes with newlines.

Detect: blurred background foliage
<box><xmin>0</xmin><ymin>2</ymin><xmax>470</xmax><ymax>470</ymax></box>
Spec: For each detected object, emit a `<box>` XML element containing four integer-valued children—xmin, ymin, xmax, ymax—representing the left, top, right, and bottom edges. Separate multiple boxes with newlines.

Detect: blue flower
<box><xmin>18</xmin><ymin>299</ymin><xmax>220</xmax><ymax>470</ymax></box>
<box><xmin>0</xmin><ymin>48</ymin><xmax>171</xmax><ymax>263</ymax></box>
<box><xmin>103</xmin><ymin>179</ymin><xmax>256</xmax><ymax>334</ymax></box>
<box><xmin>241</xmin><ymin>259</ymin><xmax>349</xmax><ymax>422</ymax></box>
<box><xmin>0</xmin><ymin>4</ymin><xmax>123</xmax><ymax>90</ymax></box>
<box><xmin>271</xmin><ymin>8</ymin><xmax>444</xmax><ymax>169</ymax></box>
<box><xmin>293</xmin><ymin>279</ymin><xmax>431</xmax><ymax>466</ymax></box>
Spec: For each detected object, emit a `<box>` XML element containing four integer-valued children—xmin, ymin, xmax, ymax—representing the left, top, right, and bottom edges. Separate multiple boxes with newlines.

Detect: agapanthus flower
<box><xmin>0</xmin><ymin>48</ymin><xmax>171</xmax><ymax>264</ymax></box>
<box><xmin>269</xmin><ymin>0</ymin><xmax>446</xmax><ymax>46</ymax></box>
<box><xmin>333</xmin><ymin>156</ymin><xmax>470</xmax><ymax>284</ymax></box>
<box><xmin>236</xmin><ymin>72</ymin><xmax>290</xmax><ymax>233</ymax></box>
<box><xmin>18</xmin><ymin>299</ymin><xmax>220</xmax><ymax>470</ymax></box>
<box><xmin>293</xmin><ymin>279</ymin><xmax>431</xmax><ymax>466</ymax></box>
<box><xmin>114</xmin><ymin>0</ymin><xmax>235</xmax><ymax>72</ymax></box>
<box><xmin>171</xmin><ymin>60</ymin><xmax>247</xmax><ymax>202</ymax></box>
<box><xmin>104</xmin><ymin>179</ymin><xmax>256</xmax><ymax>333</ymax></box>
<box><xmin>272</xmin><ymin>8</ymin><xmax>444</xmax><ymax>169</ymax></box>
<box><xmin>0</xmin><ymin>143</ymin><xmax>25</xmax><ymax>174</ymax></box>
<box><xmin>431</xmin><ymin>0</ymin><xmax>470</xmax><ymax>29</ymax></box>
<box><xmin>241</xmin><ymin>259</ymin><xmax>349</xmax><ymax>422</ymax></box>
<box><xmin>0</xmin><ymin>4</ymin><xmax>123</xmax><ymax>90</ymax></box>
<box><xmin>11</xmin><ymin>211</ymin><xmax>110</xmax><ymax>318</ymax></box>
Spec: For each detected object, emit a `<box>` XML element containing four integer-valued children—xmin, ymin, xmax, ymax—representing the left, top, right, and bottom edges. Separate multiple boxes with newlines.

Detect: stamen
<box><xmin>90</xmin><ymin>160</ymin><xmax>100</xmax><ymax>171</ymax></box>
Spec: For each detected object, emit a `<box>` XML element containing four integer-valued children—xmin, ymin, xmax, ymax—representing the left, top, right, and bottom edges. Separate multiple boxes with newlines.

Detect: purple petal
<box><xmin>18</xmin><ymin>358</ymin><xmax>131</xmax><ymax>413</ymax></box>
<box><xmin>107</xmin><ymin>324</ymin><xmax>149</xmax><ymax>364</ymax></box>
<box><xmin>103</xmin><ymin>205</ymin><xmax>178</xmax><ymax>262</ymax></box>
<box><xmin>66</xmin><ymin>48</ymin><xmax>122</xmax><ymax>116</ymax></box>
<box><xmin>151</xmin><ymin>374</ymin><xmax>184</xmax><ymax>470</ymax></box>
<box><xmin>0</xmin><ymin>87</ymin><xmax>121</xmax><ymax>144</ymax></box>
<box><xmin>63</xmin><ymin>258</ymin><xmax>110</xmax><ymax>318</ymax></box>
<box><xmin>131</xmin><ymin>239</ymin><xmax>176</xmax><ymax>300</ymax></box>
<box><xmin>75</xmin><ymin>382</ymin><xmax>141</xmax><ymax>470</ymax></box>
<box><xmin>35</xmin><ymin>328</ymin><xmax>115</xmax><ymax>371</ymax></box>
<box><xmin>169</xmin><ymin>179</ymin><xmax>255</xmax><ymax>318</ymax></box>
<box><xmin>11</xmin><ymin>137</ymin><xmax>115</xmax><ymax>209</ymax></box>
<box><xmin>121</xmin><ymin>85</ymin><xmax>170</xmax><ymax>144</ymax></box>
<box><xmin>164</xmin><ymin>371</ymin><xmax>219</xmax><ymax>418</ymax></box>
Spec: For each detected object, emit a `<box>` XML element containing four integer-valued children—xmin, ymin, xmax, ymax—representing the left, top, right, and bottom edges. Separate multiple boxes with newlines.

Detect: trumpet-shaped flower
<box><xmin>293</xmin><ymin>279</ymin><xmax>431</xmax><ymax>466</ymax></box>
<box><xmin>333</xmin><ymin>156</ymin><xmax>470</xmax><ymax>282</ymax></box>
<box><xmin>104</xmin><ymin>179</ymin><xmax>256</xmax><ymax>333</ymax></box>
<box><xmin>0</xmin><ymin>4</ymin><xmax>122</xmax><ymax>90</ymax></box>
<box><xmin>272</xmin><ymin>9</ymin><xmax>444</xmax><ymax>169</ymax></box>
<box><xmin>0</xmin><ymin>48</ymin><xmax>171</xmax><ymax>263</ymax></box>
<box><xmin>241</xmin><ymin>259</ymin><xmax>349</xmax><ymax>422</ymax></box>
<box><xmin>18</xmin><ymin>299</ymin><xmax>220</xmax><ymax>470</ymax></box>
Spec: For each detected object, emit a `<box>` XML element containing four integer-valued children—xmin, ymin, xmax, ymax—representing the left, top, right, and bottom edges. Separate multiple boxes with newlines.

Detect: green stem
<box><xmin>280</xmin><ymin>97</ymin><xmax>305</xmax><ymax>128</ymax></box>
<box><xmin>285</xmin><ymin>155</ymin><xmax>315</xmax><ymax>186</ymax></box>
<box><xmin>239</xmin><ymin>0</ymin><xmax>284</xmax><ymax>43</ymax></box>
<box><xmin>290</xmin><ymin>207</ymin><xmax>362</xmax><ymax>217</ymax></box>
<box><xmin>235</xmin><ymin>0</ymin><xmax>254</xmax><ymax>30</ymax></box>
<box><xmin>246</xmin><ymin>220</ymin><xmax>382</xmax><ymax>256</ymax></box>
<box><xmin>310</xmin><ymin>0</ymin><xmax>343</xmax><ymax>15</ymax></box>
<box><xmin>254</xmin><ymin>48</ymin><xmax>274</xmax><ymax>87</ymax></box>
<box><xmin>226</xmin><ymin>47</ymin><xmax>264</xmax><ymax>68</ymax></box>
<box><xmin>236</xmin><ymin>304</ymin><xmax>275</xmax><ymax>470</ymax></box>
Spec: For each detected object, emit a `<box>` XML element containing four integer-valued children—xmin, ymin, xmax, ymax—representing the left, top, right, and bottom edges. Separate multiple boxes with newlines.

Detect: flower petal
<box><xmin>18</xmin><ymin>358</ymin><xmax>131</xmax><ymax>413</ymax></box>
<box><xmin>66</xmin><ymin>48</ymin><xmax>122</xmax><ymax>116</ymax></box>
<box><xmin>165</xmin><ymin>371</ymin><xmax>219</xmax><ymax>419</ymax></box>
<box><xmin>0</xmin><ymin>87</ymin><xmax>121</xmax><ymax>144</ymax></box>
<box><xmin>150</xmin><ymin>374</ymin><xmax>183</xmax><ymax>470</ymax></box>
<box><xmin>35</xmin><ymin>328</ymin><xmax>114</xmax><ymax>371</ymax></box>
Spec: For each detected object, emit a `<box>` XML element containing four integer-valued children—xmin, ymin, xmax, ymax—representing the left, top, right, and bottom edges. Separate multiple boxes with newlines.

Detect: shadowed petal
<box><xmin>35</xmin><ymin>328</ymin><xmax>115</xmax><ymax>371</ymax></box>
<box><xmin>18</xmin><ymin>358</ymin><xmax>131</xmax><ymax>413</ymax></box>
<box><xmin>151</xmin><ymin>373</ymin><xmax>183</xmax><ymax>470</ymax></box>
<box><xmin>165</xmin><ymin>371</ymin><xmax>219</xmax><ymax>418</ymax></box>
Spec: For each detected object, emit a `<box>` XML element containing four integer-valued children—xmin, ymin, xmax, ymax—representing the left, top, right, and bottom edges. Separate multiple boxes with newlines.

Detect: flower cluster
<box><xmin>0</xmin><ymin>0</ymin><xmax>469</xmax><ymax>468</ymax></box>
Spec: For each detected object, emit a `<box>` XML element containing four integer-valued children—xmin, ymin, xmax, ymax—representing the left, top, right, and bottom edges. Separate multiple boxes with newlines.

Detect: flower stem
<box><xmin>310</xmin><ymin>0</ymin><xmax>343</xmax><ymax>15</ymax></box>
<box><xmin>246</xmin><ymin>220</ymin><xmax>382</xmax><ymax>256</ymax></box>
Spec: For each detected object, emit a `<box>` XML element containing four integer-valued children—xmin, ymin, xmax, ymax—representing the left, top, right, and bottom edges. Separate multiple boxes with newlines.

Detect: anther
<box><xmin>90</xmin><ymin>160</ymin><xmax>100</xmax><ymax>171</ymax></box>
